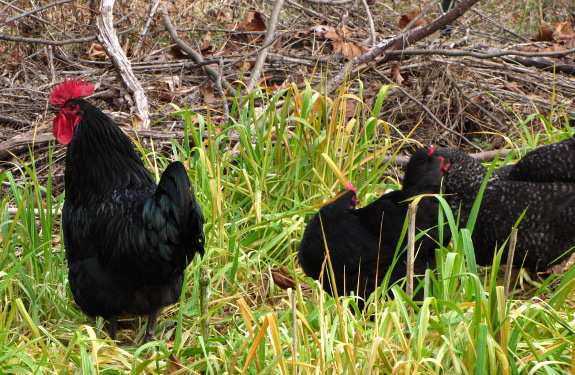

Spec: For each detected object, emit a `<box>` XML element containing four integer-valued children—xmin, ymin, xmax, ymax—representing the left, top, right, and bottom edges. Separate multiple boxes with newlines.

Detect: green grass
<box><xmin>1</xmin><ymin>81</ymin><xmax>575</xmax><ymax>374</ymax></box>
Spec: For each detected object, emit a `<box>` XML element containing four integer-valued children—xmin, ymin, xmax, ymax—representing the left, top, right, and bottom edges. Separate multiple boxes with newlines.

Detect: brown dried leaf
<box><xmin>391</xmin><ymin>64</ymin><xmax>404</xmax><ymax>85</ymax></box>
<box><xmin>200</xmin><ymin>85</ymin><xmax>218</xmax><ymax>105</ymax></box>
<box><xmin>398</xmin><ymin>9</ymin><xmax>428</xmax><ymax>29</ymax></box>
<box><xmin>200</xmin><ymin>31</ymin><xmax>213</xmax><ymax>54</ymax></box>
<box><xmin>166</xmin><ymin>354</ymin><xmax>184</xmax><ymax>374</ymax></box>
<box><xmin>143</xmin><ymin>46</ymin><xmax>187</xmax><ymax>63</ymax></box>
<box><xmin>205</xmin><ymin>8</ymin><xmax>231</xmax><ymax>22</ymax></box>
<box><xmin>554</xmin><ymin>21</ymin><xmax>575</xmax><ymax>48</ymax></box>
<box><xmin>237</xmin><ymin>10</ymin><xmax>266</xmax><ymax>43</ymax></box>
<box><xmin>309</xmin><ymin>25</ymin><xmax>336</xmax><ymax>38</ymax></box>
<box><xmin>533</xmin><ymin>23</ymin><xmax>555</xmax><ymax>42</ymax></box>
<box><xmin>270</xmin><ymin>266</ymin><xmax>296</xmax><ymax>290</ymax></box>
<box><xmin>539</xmin><ymin>45</ymin><xmax>568</xmax><ymax>57</ymax></box>
<box><xmin>554</xmin><ymin>21</ymin><xmax>575</xmax><ymax>39</ymax></box>
<box><xmin>332</xmin><ymin>40</ymin><xmax>368</xmax><ymax>59</ymax></box>
<box><xmin>88</xmin><ymin>43</ymin><xmax>108</xmax><ymax>61</ymax></box>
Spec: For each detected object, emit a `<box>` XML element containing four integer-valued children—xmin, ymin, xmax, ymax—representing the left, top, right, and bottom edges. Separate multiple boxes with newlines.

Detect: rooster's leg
<box><xmin>108</xmin><ymin>316</ymin><xmax>118</xmax><ymax>340</ymax></box>
<box><xmin>143</xmin><ymin>308</ymin><xmax>161</xmax><ymax>343</ymax></box>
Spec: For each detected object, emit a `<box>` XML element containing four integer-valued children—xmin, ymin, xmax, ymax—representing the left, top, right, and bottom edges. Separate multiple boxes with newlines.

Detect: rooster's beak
<box><xmin>48</xmin><ymin>105</ymin><xmax>60</xmax><ymax>113</ymax></box>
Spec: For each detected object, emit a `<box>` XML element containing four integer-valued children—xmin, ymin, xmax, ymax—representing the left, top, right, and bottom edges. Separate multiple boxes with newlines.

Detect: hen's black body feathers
<box><xmin>299</xmin><ymin>147</ymin><xmax>447</xmax><ymax>306</ymax></box>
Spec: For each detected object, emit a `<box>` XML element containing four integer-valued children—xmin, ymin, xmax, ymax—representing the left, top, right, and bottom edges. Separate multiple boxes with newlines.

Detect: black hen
<box><xmin>50</xmin><ymin>79</ymin><xmax>205</xmax><ymax>343</ymax></box>
<box><xmin>298</xmin><ymin>147</ymin><xmax>447</xmax><ymax>306</ymax></box>
<box><xmin>431</xmin><ymin>147</ymin><xmax>575</xmax><ymax>272</ymax></box>
<box><xmin>492</xmin><ymin>137</ymin><xmax>575</xmax><ymax>183</ymax></box>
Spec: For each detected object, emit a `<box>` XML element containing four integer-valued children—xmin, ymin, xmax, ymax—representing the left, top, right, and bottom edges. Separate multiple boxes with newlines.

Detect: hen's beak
<box><xmin>48</xmin><ymin>105</ymin><xmax>60</xmax><ymax>113</ymax></box>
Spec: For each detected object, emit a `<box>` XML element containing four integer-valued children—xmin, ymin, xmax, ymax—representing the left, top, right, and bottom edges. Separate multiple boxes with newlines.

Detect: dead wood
<box><xmin>325</xmin><ymin>0</ymin><xmax>481</xmax><ymax>94</ymax></box>
<box><xmin>503</xmin><ymin>56</ymin><xmax>575</xmax><ymax>75</ymax></box>
<box><xmin>97</xmin><ymin>0</ymin><xmax>150</xmax><ymax>129</ymax></box>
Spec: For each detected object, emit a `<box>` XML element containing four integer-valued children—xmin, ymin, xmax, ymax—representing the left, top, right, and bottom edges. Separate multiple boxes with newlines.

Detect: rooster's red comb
<box><xmin>49</xmin><ymin>79</ymin><xmax>95</xmax><ymax>106</ymax></box>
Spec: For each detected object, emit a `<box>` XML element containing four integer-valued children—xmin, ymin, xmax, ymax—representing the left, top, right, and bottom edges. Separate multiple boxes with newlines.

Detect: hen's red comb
<box><xmin>49</xmin><ymin>79</ymin><xmax>95</xmax><ymax>106</ymax></box>
<box><xmin>345</xmin><ymin>181</ymin><xmax>356</xmax><ymax>192</ymax></box>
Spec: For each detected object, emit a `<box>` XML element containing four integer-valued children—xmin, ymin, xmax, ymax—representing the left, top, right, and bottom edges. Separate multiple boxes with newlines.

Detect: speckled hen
<box><xmin>431</xmin><ymin>147</ymin><xmax>575</xmax><ymax>272</ymax></box>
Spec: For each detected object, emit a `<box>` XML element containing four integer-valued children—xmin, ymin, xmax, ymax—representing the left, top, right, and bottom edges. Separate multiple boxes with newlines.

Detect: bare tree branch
<box><xmin>246</xmin><ymin>0</ymin><xmax>285</xmax><ymax>93</ymax></box>
<box><xmin>161</xmin><ymin>4</ymin><xmax>236</xmax><ymax>96</ymax></box>
<box><xmin>325</xmin><ymin>0</ymin><xmax>482</xmax><ymax>94</ymax></box>
<box><xmin>97</xmin><ymin>0</ymin><xmax>150</xmax><ymax>129</ymax></box>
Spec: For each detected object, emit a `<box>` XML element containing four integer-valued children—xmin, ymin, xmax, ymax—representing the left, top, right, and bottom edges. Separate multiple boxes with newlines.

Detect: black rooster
<box><xmin>431</xmin><ymin>147</ymin><xmax>575</xmax><ymax>272</ymax></box>
<box><xmin>50</xmin><ymin>79</ymin><xmax>205</xmax><ymax>343</ymax></box>
<box><xmin>298</xmin><ymin>147</ymin><xmax>447</xmax><ymax>306</ymax></box>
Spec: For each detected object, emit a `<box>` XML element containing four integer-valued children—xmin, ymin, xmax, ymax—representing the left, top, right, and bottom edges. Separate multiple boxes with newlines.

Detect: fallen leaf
<box><xmin>143</xmin><ymin>45</ymin><xmax>187</xmax><ymax>63</ymax></box>
<box><xmin>554</xmin><ymin>21</ymin><xmax>575</xmax><ymax>49</ymax></box>
<box><xmin>308</xmin><ymin>25</ymin><xmax>336</xmax><ymax>38</ymax></box>
<box><xmin>200</xmin><ymin>85</ymin><xmax>218</xmax><ymax>105</ymax></box>
<box><xmin>539</xmin><ymin>45</ymin><xmax>568</xmax><ymax>58</ymax></box>
<box><xmin>533</xmin><ymin>23</ymin><xmax>554</xmax><ymax>42</ymax></box>
<box><xmin>391</xmin><ymin>64</ymin><xmax>404</xmax><ymax>85</ymax></box>
<box><xmin>200</xmin><ymin>31</ymin><xmax>213</xmax><ymax>54</ymax></box>
<box><xmin>398</xmin><ymin>9</ymin><xmax>428</xmax><ymax>29</ymax></box>
<box><xmin>205</xmin><ymin>8</ymin><xmax>231</xmax><ymax>22</ymax></box>
<box><xmin>88</xmin><ymin>42</ymin><xmax>108</xmax><ymax>61</ymax></box>
<box><xmin>166</xmin><ymin>354</ymin><xmax>184</xmax><ymax>374</ymax></box>
<box><xmin>332</xmin><ymin>40</ymin><xmax>368</xmax><ymax>59</ymax></box>
<box><xmin>237</xmin><ymin>10</ymin><xmax>266</xmax><ymax>43</ymax></box>
<box><xmin>270</xmin><ymin>266</ymin><xmax>296</xmax><ymax>290</ymax></box>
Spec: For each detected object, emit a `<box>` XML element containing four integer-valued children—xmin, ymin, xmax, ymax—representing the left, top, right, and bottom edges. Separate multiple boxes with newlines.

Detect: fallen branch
<box><xmin>97</xmin><ymin>0</ymin><xmax>150</xmax><ymax>129</ymax></box>
<box><xmin>0</xmin><ymin>115</ymin><xmax>30</xmax><ymax>127</ymax></box>
<box><xmin>325</xmin><ymin>0</ymin><xmax>481</xmax><ymax>94</ymax></box>
<box><xmin>503</xmin><ymin>55</ymin><xmax>575</xmax><ymax>75</ymax></box>
<box><xmin>246</xmin><ymin>0</ymin><xmax>285</xmax><ymax>93</ymax></box>
<box><xmin>161</xmin><ymin>4</ymin><xmax>236</xmax><ymax>96</ymax></box>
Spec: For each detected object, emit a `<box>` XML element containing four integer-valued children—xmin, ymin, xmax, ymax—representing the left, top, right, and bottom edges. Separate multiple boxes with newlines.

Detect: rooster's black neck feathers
<box><xmin>64</xmin><ymin>98</ymin><xmax>154</xmax><ymax>202</ymax></box>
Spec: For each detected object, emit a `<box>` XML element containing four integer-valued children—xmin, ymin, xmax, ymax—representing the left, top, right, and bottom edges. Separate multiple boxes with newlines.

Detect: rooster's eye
<box><xmin>68</xmin><ymin>103</ymin><xmax>78</xmax><ymax>111</ymax></box>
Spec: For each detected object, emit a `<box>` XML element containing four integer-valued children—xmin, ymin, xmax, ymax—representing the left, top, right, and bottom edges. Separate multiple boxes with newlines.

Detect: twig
<box><xmin>300</xmin><ymin>0</ymin><xmax>352</xmax><ymax>4</ymax></box>
<box><xmin>0</xmin><ymin>15</ymin><xmax>133</xmax><ymax>45</ymax></box>
<box><xmin>406</xmin><ymin>204</ymin><xmax>418</xmax><ymax>302</ymax></box>
<box><xmin>161</xmin><ymin>4</ymin><xmax>236</xmax><ymax>96</ymax></box>
<box><xmin>97</xmin><ymin>0</ymin><xmax>150</xmax><ymax>129</ymax></box>
<box><xmin>0</xmin><ymin>114</ymin><xmax>30</xmax><ymax>127</ymax></box>
<box><xmin>0</xmin><ymin>33</ymin><xmax>97</xmax><ymax>45</ymax></box>
<box><xmin>379</xmin><ymin>149</ymin><xmax>511</xmax><ymax>168</ymax></box>
<box><xmin>444</xmin><ymin>71</ymin><xmax>507</xmax><ymax>131</ymax></box>
<box><xmin>246</xmin><ymin>0</ymin><xmax>285</xmax><ymax>93</ymax></box>
<box><xmin>45</xmin><ymin>46</ymin><xmax>56</xmax><ymax>82</ymax></box>
<box><xmin>470</xmin><ymin>8</ymin><xmax>533</xmax><ymax>45</ymax></box>
<box><xmin>0</xmin><ymin>0</ymin><xmax>71</xmax><ymax>35</ymax></box>
<box><xmin>0</xmin><ymin>0</ymin><xmax>75</xmax><ymax>28</ymax></box>
<box><xmin>216</xmin><ymin>58</ymin><xmax>230</xmax><ymax>124</ymax></box>
<box><xmin>199</xmin><ymin>267</ymin><xmax>210</xmax><ymax>339</ymax></box>
<box><xmin>359</xmin><ymin>0</ymin><xmax>376</xmax><ymax>46</ymax></box>
<box><xmin>374</xmin><ymin>69</ymin><xmax>481</xmax><ymax>151</ymax></box>
<box><xmin>133</xmin><ymin>0</ymin><xmax>161</xmax><ymax>56</ymax></box>
<box><xmin>504</xmin><ymin>228</ymin><xmax>518</xmax><ymax>297</ymax></box>
<box><xmin>383</xmin><ymin>47</ymin><xmax>575</xmax><ymax>59</ymax></box>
